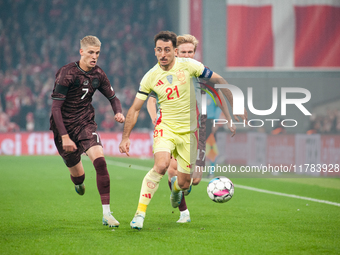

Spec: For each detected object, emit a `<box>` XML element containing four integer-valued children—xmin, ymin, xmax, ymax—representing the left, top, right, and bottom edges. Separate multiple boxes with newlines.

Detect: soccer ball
<box><xmin>207</xmin><ymin>176</ymin><xmax>234</xmax><ymax>203</ymax></box>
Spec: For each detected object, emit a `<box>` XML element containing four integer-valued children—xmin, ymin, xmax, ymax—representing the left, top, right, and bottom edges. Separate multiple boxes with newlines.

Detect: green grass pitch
<box><xmin>0</xmin><ymin>155</ymin><xmax>339</xmax><ymax>255</ymax></box>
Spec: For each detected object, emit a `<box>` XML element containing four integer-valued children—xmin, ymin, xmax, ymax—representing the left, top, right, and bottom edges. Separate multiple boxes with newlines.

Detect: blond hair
<box><xmin>177</xmin><ymin>34</ymin><xmax>199</xmax><ymax>52</ymax></box>
<box><xmin>80</xmin><ymin>35</ymin><xmax>101</xmax><ymax>49</ymax></box>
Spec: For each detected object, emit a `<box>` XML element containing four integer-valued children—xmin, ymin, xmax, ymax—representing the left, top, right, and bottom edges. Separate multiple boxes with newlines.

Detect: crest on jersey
<box><xmin>176</xmin><ymin>70</ymin><xmax>186</xmax><ymax>84</ymax></box>
<box><xmin>166</xmin><ymin>75</ymin><xmax>173</xmax><ymax>84</ymax></box>
<box><xmin>92</xmin><ymin>78</ymin><xmax>99</xmax><ymax>88</ymax></box>
<box><xmin>83</xmin><ymin>80</ymin><xmax>89</xmax><ymax>86</ymax></box>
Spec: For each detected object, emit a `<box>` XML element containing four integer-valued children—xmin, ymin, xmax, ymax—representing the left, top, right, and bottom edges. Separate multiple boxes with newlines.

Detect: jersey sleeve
<box><xmin>186</xmin><ymin>58</ymin><xmax>206</xmax><ymax>78</ymax></box>
<box><xmin>136</xmin><ymin>72</ymin><xmax>151</xmax><ymax>101</ymax></box>
<box><xmin>98</xmin><ymin>71</ymin><xmax>116</xmax><ymax>100</ymax></box>
<box><xmin>51</xmin><ymin>67</ymin><xmax>73</xmax><ymax>100</ymax></box>
<box><xmin>51</xmin><ymin>99</ymin><xmax>67</xmax><ymax>135</ymax></box>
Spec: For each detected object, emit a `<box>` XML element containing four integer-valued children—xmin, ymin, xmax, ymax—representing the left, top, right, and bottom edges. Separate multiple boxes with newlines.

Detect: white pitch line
<box><xmin>105</xmin><ymin>159</ymin><xmax>340</xmax><ymax>207</ymax></box>
<box><xmin>233</xmin><ymin>184</ymin><xmax>340</xmax><ymax>207</ymax></box>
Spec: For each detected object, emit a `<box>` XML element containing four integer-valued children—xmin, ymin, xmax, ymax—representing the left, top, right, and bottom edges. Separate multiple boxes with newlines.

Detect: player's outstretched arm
<box><xmin>215</xmin><ymin>90</ymin><xmax>236</xmax><ymax>137</ymax></box>
<box><xmin>119</xmin><ymin>97</ymin><xmax>144</xmax><ymax>156</ymax></box>
<box><xmin>108</xmin><ymin>96</ymin><xmax>125</xmax><ymax>123</ymax></box>
<box><xmin>210</xmin><ymin>72</ymin><xmax>248</xmax><ymax>122</ymax></box>
<box><xmin>146</xmin><ymin>96</ymin><xmax>157</xmax><ymax>125</ymax></box>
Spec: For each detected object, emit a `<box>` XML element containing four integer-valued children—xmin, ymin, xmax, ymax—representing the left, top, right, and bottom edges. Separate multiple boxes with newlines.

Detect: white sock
<box><xmin>180</xmin><ymin>209</ymin><xmax>189</xmax><ymax>216</ymax></box>
<box><xmin>102</xmin><ymin>204</ymin><xmax>110</xmax><ymax>214</ymax></box>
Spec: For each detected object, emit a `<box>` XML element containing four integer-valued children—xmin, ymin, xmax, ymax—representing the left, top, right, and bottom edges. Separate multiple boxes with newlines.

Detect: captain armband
<box><xmin>199</xmin><ymin>67</ymin><xmax>213</xmax><ymax>79</ymax></box>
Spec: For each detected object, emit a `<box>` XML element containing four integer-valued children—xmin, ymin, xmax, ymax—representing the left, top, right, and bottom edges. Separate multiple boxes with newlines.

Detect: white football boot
<box><xmin>130</xmin><ymin>214</ymin><xmax>145</xmax><ymax>230</ymax></box>
<box><xmin>102</xmin><ymin>212</ymin><xmax>120</xmax><ymax>227</ymax></box>
<box><xmin>177</xmin><ymin>210</ymin><xmax>191</xmax><ymax>223</ymax></box>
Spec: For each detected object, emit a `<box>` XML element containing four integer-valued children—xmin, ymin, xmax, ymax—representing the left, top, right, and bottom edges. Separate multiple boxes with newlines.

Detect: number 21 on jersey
<box><xmin>166</xmin><ymin>86</ymin><xmax>179</xmax><ymax>100</ymax></box>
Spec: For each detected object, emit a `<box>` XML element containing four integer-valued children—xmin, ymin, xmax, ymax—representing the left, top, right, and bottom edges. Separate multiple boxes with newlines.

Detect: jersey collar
<box><xmin>75</xmin><ymin>61</ymin><xmax>94</xmax><ymax>74</ymax></box>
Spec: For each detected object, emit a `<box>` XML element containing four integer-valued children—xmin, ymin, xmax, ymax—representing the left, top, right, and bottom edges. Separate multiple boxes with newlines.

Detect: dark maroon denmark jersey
<box><xmin>50</xmin><ymin>61</ymin><xmax>116</xmax><ymax>136</ymax></box>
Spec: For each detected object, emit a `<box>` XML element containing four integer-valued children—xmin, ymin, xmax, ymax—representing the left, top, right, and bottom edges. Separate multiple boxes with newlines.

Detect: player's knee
<box><xmin>154</xmin><ymin>161</ymin><xmax>170</xmax><ymax>174</ymax></box>
<box><xmin>93</xmin><ymin>157</ymin><xmax>108</xmax><ymax>175</ymax></box>
<box><xmin>192</xmin><ymin>178</ymin><xmax>201</xmax><ymax>186</ymax></box>
<box><xmin>178</xmin><ymin>179</ymin><xmax>191</xmax><ymax>190</ymax></box>
<box><xmin>180</xmin><ymin>182</ymin><xmax>190</xmax><ymax>190</ymax></box>
<box><xmin>167</xmin><ymin>166</ymin><xmax>177</xmax><ymax>177</ymax></box>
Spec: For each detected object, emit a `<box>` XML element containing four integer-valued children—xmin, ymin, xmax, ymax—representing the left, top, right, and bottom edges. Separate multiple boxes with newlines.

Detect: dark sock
<box><xmin>70</xmin><ymin>174</ymin><xmax>85</xmax><ymax>185</ymax></box>
<box><xmin>178</xmin><ymin>195</ymin><xmax>187</xmax><ymax>211</ymax></box>
<box><xmin>93</xmin><ymin>157</ymin><xmax>110</xmax><ymax>204</ymax></box>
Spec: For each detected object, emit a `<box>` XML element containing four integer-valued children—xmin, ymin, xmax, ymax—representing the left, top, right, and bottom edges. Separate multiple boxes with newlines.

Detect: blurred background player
<box><xmin>205</xmin><ymin>93</ymin><xmax>226</xmax><ymax>178</ymax></box>
<box><xmin>119</xmin><ymin>31</ymin><xmax>237</xmax><ymax>230</ymax></box>
<box><xmin>147</xmin><ymin>34</ymin><xmax>236</xmax><ymax>223</ymax></box>
<box><xmin>50</xmin><ymin>35</ymin><xmax>125</xmax><ymax>228</ymax></box>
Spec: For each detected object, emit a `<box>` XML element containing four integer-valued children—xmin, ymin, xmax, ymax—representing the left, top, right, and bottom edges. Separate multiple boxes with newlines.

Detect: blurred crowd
<box><xmin>307</xmin><ymin>109</ymin><xmax>340</xmax><ymax>134</ymax></box>
<box><xmin>1</xmin><ymin>0</ymin><xmax>339</xmax><ymax>135</ymax></box>
<box><xmin>0</xmin><ymin>0</ymin><xmax>169</xmax><ymax>132</ymax></box>
<box><xmin>268</xmin><ymin>108</ymin><xmax>340</xmax><ymax>135</ymax></box>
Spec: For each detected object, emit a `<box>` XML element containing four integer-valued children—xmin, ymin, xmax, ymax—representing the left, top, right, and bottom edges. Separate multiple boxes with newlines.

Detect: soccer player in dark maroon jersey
<box><xmin>50</xmin><ymin>35</ymin><xmax>125</xmax><ymax>228</ymax></box>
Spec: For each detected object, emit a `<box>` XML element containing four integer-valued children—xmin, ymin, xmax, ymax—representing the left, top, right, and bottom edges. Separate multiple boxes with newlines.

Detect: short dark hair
<box><xmin>154</xmin><ymin>31</ymin><xmax>177</xmax><ymax>48</ymax></box>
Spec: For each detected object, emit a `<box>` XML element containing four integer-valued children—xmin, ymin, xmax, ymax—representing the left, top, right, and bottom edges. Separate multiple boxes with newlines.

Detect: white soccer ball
<box><xmin>207</xmin><ymin>176</ymin><xmax>234</xmax><ymax>203</ymax></box>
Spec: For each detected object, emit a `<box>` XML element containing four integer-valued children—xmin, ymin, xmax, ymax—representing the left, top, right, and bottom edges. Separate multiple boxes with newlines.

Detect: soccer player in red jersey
<box><xmin>50</xmin><ymin>35</ymin><xmax>125</xmax><ymax>228</ymax></box>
